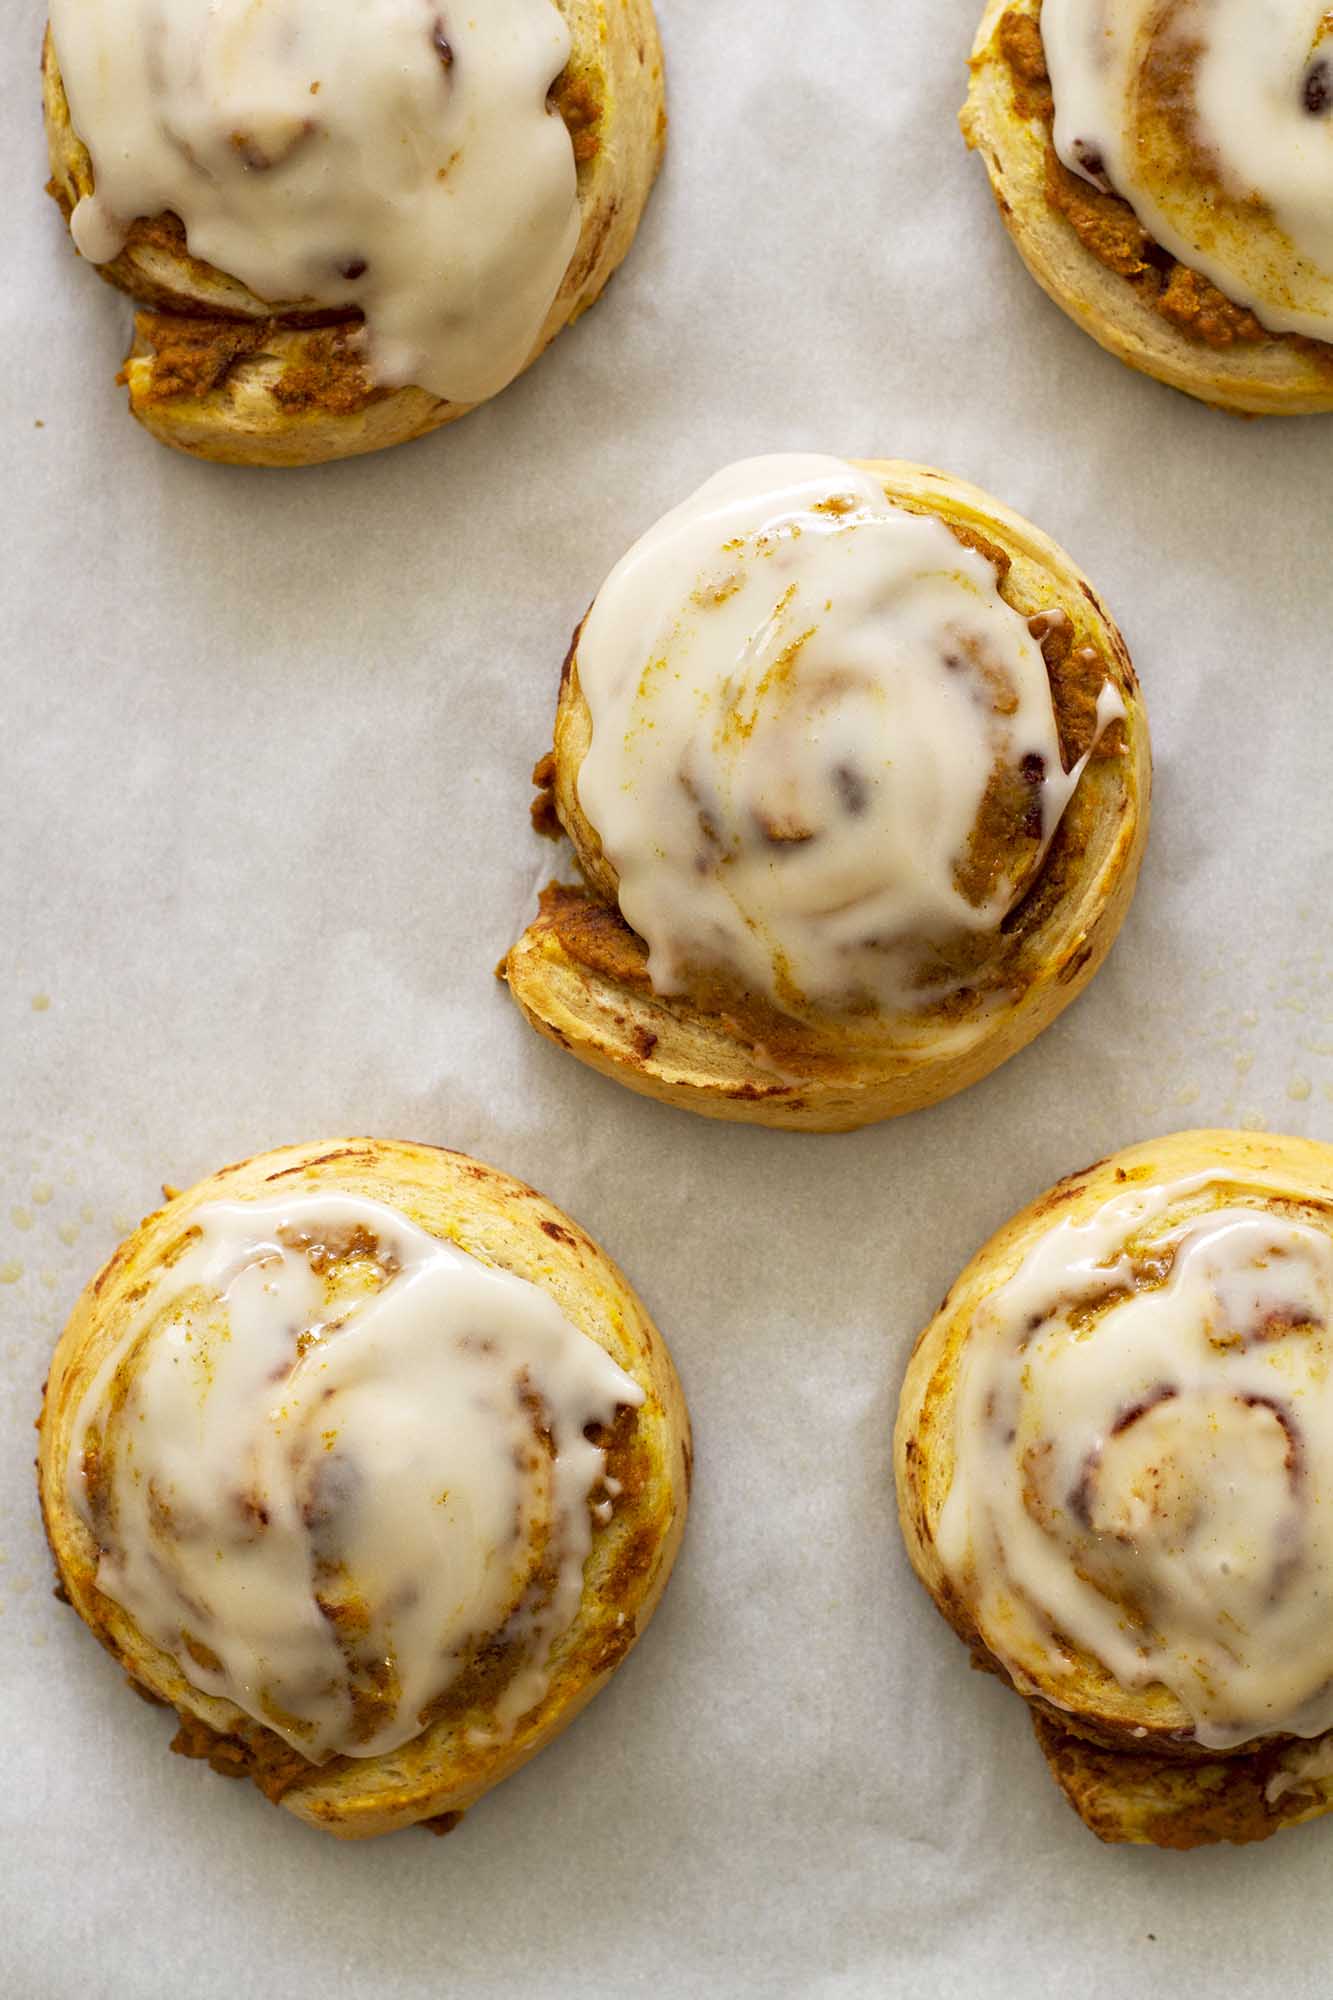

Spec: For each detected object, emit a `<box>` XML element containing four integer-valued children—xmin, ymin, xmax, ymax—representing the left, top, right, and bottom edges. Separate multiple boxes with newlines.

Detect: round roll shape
<box><xmin>39</xmin><ymin>1138</ymin><xmax>690</xmax><ymax>1838</ymax></box>
<box><xmin>963</xmin><ymin>0</ymin><xmax>1333</xmax><ymax>413</ymax></box>
<box><xmin>895</xmin><ymin>1130</ymin><xmax>1333</xmax><ymax>1849</ymax></box>
<box><xmin>503</xmin><ymin>454</ymin><xmax>1150</xmax><ymax>1132</ymax></box>
<box><xmin>42</xmin><ymin>1</ymin><xmax>665</xmax><ymax>465</ymax></box>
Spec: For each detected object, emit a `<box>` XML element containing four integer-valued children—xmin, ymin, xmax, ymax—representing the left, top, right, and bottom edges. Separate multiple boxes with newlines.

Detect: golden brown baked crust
<box><xmin>894</xmin><ymin>1129</ymin><xmax>1333</xmax><ymax>1848</ymax></box>
<box><xmin>38</xmin><ymin>1137</ymin><xmax>691</xmax><ymax>1838</ymax></box>
<box><xmin>502</xmin><ymin>460</ymin><xmax>1150</xmax><ymax>1133</ymax></box>
<box><xmin>42</xmin><ymin>1</ymin><xmax>667</xmax><ymax>464</ymax></box>
<box><xmin>962</xmin><ymin>0</ymin><xmax>1333</xmax><ymax>414</ymax></box>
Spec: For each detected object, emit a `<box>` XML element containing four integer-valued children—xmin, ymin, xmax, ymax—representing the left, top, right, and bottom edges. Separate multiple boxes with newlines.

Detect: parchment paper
<box><xmin>2</xmin><ymin>3</ymin><xmax>1331</xmax><ymax>1994</ymax></box>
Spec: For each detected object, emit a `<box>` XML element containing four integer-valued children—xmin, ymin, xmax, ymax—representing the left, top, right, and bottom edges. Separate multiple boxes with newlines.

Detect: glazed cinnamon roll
<box><xmin>38</xmin><ymin>1139</ymin><xmax>689</xmax><ymax>1838</ymax></box>
<box><xmin>503</xmin><ymin>454</ymin><xmax>1150</xmax><ymax>1131</ymax></box>
<box><xmin>896</xmin><ymin>1130</ymin><xmax>1333</xmax><ymax>1848</ymax></box>
<box><xmin>963</xmin><ymin>0</ymin><xmax>1333</xmax><ymax>412</ymax></box>
<box><xmin>42</xmin><ymin>1</ymin><xmax>664</xmax><ymax>464</ymax></box>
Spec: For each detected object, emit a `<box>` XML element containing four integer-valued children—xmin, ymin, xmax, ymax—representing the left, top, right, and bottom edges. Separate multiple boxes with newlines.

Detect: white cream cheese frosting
<box><xmin>1041</xmin><ymin>0</ymin><xmax>1333</xmax><ymax>342</ymax></box>
<box><xmin>936</xmin><ymin>1173</ymin><xmax>1333</xmax><ymax>1751</ymax></box>
<box><xmin>574</xmin><ymin>454</ymin><xmax>1121</xmax><ymax>1018</ymax></box>
<box><xmin>67</xmin><ymin>1193</ymin><xmax>642</xmax><ymax>1763</ymax></box>
<box><xmin>48</xmin><ymin>0</ymin><xmax>581</xmax><ymax>403</ymax></box>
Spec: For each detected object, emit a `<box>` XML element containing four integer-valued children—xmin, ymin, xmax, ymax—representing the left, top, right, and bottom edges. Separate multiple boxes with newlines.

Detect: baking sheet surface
<box><xmin>2</xmin><ymin>2</ymin><xmax>1331</xmax><ymax>1994</ymax></box>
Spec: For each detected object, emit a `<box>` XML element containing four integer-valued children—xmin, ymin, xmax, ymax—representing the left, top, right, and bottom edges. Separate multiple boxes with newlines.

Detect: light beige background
<box><xmin>1</xmin><ymin>2</ymin><xmax>1330</xmax><ymax>1994</ymax></box>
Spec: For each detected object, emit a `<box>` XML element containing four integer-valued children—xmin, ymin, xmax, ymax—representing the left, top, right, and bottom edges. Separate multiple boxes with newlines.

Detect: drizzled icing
<box><xmin>936</xmin><ymin>1173</ymin><xmax>1333</xmax><ymax>1750</ymax></box>
<box><xmin>67</xmin><ymin>1194</ymin><xmax>642</xmax><ymax>1763</ymax></box>
<box><xmin>48</xmin><ymin>0</ymin><xmax>580</xmax><ymax>403</ymax></box>
<box><xmin>1267</xmin><ymin>1734</ymin><xmax>1333</xmax><ymax>1803</ymax></box>
<box><xmin>1042</xmin><ymin>0</ymin><xmax>1333</xmax><ymax>341</ymax></box>
<box><xmin>574</xmin><ymin>455</ymin><xmax>1122</xmax><ymax>1018</ymax></box>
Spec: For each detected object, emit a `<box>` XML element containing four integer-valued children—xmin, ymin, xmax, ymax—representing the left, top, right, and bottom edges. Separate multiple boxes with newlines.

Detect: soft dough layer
<box><xmin>504</xmin><ymin>457</ymin><xmax>1150</xmax><ymax>1131</ymax></box>
<box><xmin>39</xmin><ymin>1139</ymin><xmax>691</xmax><ymax>1838</ymax></box>
<box><xmin>895</xmin><ymin>1130</ymin><xmax>1333</xmax><ymax>1849</ymax></box>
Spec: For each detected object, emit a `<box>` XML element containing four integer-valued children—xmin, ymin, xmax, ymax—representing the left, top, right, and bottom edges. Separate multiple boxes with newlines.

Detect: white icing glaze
<box><xmin>48</xmin><ymin>0</ymin><xmax>580</xmax><ymax>403</ymax></box>
<box><xmin>574</xmin><ymin>454</ymin><xmax>1121</xmax><ymax>1017</ymax></box>
<box><xmin>67</xmin><ymin>1193</ymin><xmax>642</xmax><ymax>1763</ymax></box>
<box><xmin>1267</xmin><ymin>1733</ymin><xmax>1333</xmax><ymax>1803</ymax></box>
<box><xmin>936</xmin><ymin>1172</ymin><xmax>1333</xmax><ymax>1750</ymax></box>
<box><xmin>1042</xmin><ymin>0</ymin><xmax>1333</xmax><ymax>341</ymax></box>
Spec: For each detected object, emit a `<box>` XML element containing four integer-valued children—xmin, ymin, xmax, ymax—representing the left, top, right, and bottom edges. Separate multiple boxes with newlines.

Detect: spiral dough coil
<box><xmin>41</xmin><ymin>0</ymin><xmax>666</xmax><ymax>464</ymax></box>
<box><xmin>504</xmin><ymin>455</ymin><xmax>1150</xmax><ymax>1131</ymax></box>
<box><xmin>896</xmin><ymin>1130</ymin><xmax>1333</xmax><ymax>1849</ymax></box>
<box><xmin>961</xmin><ymin>0</ymin><xmax>1333</xmax><ymax>413</ymax></box>
<box><xmin>38</xmin><ymin>1139</ymin><xmax>691</xmax><ymax>1838</ymax></box>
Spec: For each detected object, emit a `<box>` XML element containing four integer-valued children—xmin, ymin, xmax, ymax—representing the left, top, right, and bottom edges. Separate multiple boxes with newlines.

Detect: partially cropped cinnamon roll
<box><xmin>42</xmin><ymin>1</ymin><xmax>664</xmax><ymax>463</ymax></box>
<box><xmin>896</xmin><ymin>1130</ymin><xmax>1333</xmax><ymax>1848</ymax></box>
<box><xmin>963</xmin><ymin>0</ymin><xmax>1333</xmax><ymax>412</ymax></box>
<box><xmin>503</xmin><ymin>454</ymin><xmax>1150</xmax><ymax>1131</ymax></box>
<box><xmin>39</xmin><ymin>1139</ymin><xmax>690</xmax><ymax>1837</ymax></box>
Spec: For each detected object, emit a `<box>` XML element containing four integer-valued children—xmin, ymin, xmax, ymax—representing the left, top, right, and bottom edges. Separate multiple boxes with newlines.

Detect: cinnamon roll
<box><xmin>42</xmin><ymin>1</ymin><xmax>665</xmax><ymax>464</ymax></box>
<box><xmin>503</xmin><ymin>454</ymin><xmax>1150</xmax><ymax>1132</ymax></box>
<box><xmin>38</xmin><ymin>1139</ymin><xmax>690</xmax><ymax>1837</ymax></box>
<box><xmin>895</xmin><ymin>1130</ymin><xmax>1333</xmax><ymax>1848</ymax></box>
<box><xmin>963</xmin><ymin>1</ymin><xmax>1333</xmax><ymax>413</ymax></box>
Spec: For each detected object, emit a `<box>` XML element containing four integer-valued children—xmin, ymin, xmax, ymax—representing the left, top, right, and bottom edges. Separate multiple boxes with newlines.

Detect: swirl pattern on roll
<box><xmin>47</xmin><ymin>0</ymin><xmax>580</xmax><ymax>402</ymax></box>
<box><xmin>68</xmin><ymin>1192</ymin><xmax>643</xmax><ymax>1764</ymax></box>
<box><xmin>1042</xmin><ymin>0</ymin><xmax>1333</xmax><ymax>341</ymax></box>
<box><xmin>936</xmin><ymin>1172</ymin><xmax>1333</xmax><ymax>1750</ymax></box>
<box><xmin>574</xmin><ymin>454</ymin><xmax>1122</xmax><ymax>1020</ymax></box>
